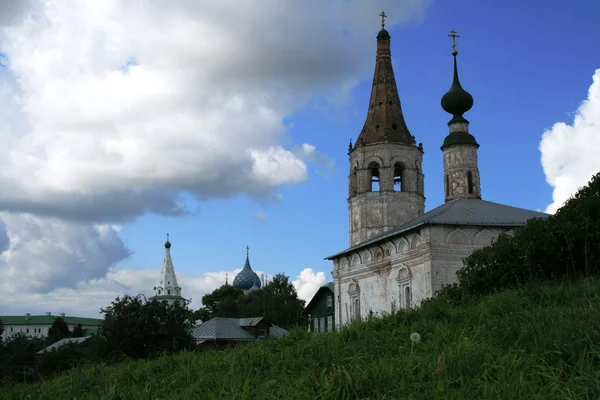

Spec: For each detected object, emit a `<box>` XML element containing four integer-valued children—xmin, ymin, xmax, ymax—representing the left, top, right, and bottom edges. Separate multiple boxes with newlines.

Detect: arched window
<box><xmin>167</xmin><ymin>289</ymin><xmax>171</xmax><ymax>295</ymax></box>
<box><xmin>405</xmin><ymin>287</ymin><xmax>412</xmax><ymax>308</ymax></box>
<box><xmin>467</xmin><ymin>171</ymin><xmax>474</xmax><ymax>194</ymax></box>
<box><xmin>445</xmin><ymin>174</ymin><xmax>450</xmax><ymax>198</ymax></box>
<box><xmin>354</xmin><ymin>298</ymin><xmax>360</xmax><ymax>320</ymax></box>
<box><xmin>368</xmin><ymin>162</ymin><xmax>380</xmax><ymax>192</ymax></box>
<box><xmin>393</xmin><ymin>162</ymin><xmax>405</xmax><ymax>192</ymax></box>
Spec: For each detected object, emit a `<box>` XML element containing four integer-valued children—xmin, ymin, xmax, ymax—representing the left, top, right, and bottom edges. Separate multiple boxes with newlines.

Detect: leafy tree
<box><xmin>71</xmin><ymin>323</ymin><xmax>85</xmax><ymax>338</ymax></box>
<box><xmin>197</xmin><ymin>273</ymin><xmax>306</xmax><ymax>329</ymax></box>
<box><xmin>437</xmin><ymin>170</ymin><xmax>600</xmax><ymax>305</ymax></box>
<box><xmin>47</xmin><ymin>317</ymin><xmax>71</xmax><ymax>343</ymax></box>
<box><xmin>0</xmin><ymin>319</ymin><xmax>4</xmax><ymax>347</ymax></box>
<box><xmin>100</xmin><ymin>295</ymin><xmax>195</xmax><ymax>359</ymax></box>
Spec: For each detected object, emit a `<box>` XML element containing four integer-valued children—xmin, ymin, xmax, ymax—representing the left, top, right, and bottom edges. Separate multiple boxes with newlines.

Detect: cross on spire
<box><xmin>379</xmin><ymin>11</ymin><xmax>387</xmax><ymax>28</ymax></box>
<box><xmin>246</xmin><ymin>245</ymin><xmax>249</xmax><ymax>257</ymax></box>
<box><xmin>448</xmin><ymin>29</ymin><xmax>460</xmax><ymax>54</ymax></box>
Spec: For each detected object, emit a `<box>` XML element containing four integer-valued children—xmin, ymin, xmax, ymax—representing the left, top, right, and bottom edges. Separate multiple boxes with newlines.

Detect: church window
<box><xmin>405</xmin><ymin>287</ymin><xmax>412</xmax><ymax>308</ymax></box>
<box><xmin>350</xmin><ymin>167</ymin><xmax>358</xmax><ymax>196</ymax></box>
<box><xmin>26</xmin><ymin>328</ymin><xmax>29</xmax><ymax>333</ymax></box>
<box><xmin>388</xmin><ymin>100</ymin><xmax>393</xmax><ymax>106</ymax></box>
<box><xmin>354</xmin><ymin>298</ymin><xmax>360</xmax><ymax>321</ymax></box>
<box><xmin>378</xmin><ymin>101</ymin><xmax>382</xmax><ymax>106</ymax></box>
<box><xmin>392</xmin><ymin>123</ymin><xmax>397</xmax><ymax>130</ymax></box>
<box><xmin>467</xmin><ymin>171</ymin><xmax>474</xmax><ymax>194</ymax></box>
<box><xmin>445</xmin><ymin>174</ymin><xmax>450</xmax><ymax>197</ymax></box>
<box><xmin>393</xmin><ymin>162</ymin><xmax>405</xmax><ymax>192</ymax></box>
<box><xmin>368</xmin><ymin>162</ymin><xmax>380</xmax><ymax>192</ymax></box>
<box><xmin>167</xmin><ymin>289</ymin><xmax>171</xmax><ymax>295</ymax></box>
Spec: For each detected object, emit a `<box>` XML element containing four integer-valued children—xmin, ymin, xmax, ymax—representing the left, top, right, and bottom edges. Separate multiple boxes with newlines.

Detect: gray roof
<box><xmin>36</xmin><ymin>336</ymin><xmax>92</xmax><ymax>355</ymax></box>
<box><xmin>326</xmin><ymin>198</ymin><xmax>549</xmax><ymax>259</ymax></box>
<box><xmin>191</xmin><ymin>317</ymin><xmax>267</xmax><ymax>342</ymax></box>
<box><xmin>269</xmin><ymin>325</ymin><xmax>290</xmax><ymax>337</ymax></box>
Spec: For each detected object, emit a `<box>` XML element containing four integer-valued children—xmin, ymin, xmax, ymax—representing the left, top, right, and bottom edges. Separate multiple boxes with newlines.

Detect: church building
<box><xmin>149</xmin><ymin>235</ymin><xmax>188</xmax><ymax>306</ymax></box>
<box><xmin>326</xmin><ymin>15</ymin><xmax>548</xmax><ymax>328</ymax></box>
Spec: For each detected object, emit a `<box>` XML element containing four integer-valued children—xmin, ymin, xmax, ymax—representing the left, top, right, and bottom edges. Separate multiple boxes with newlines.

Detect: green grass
<box><xmin>5</xmin><ymin>278</ymin><xmax>600</xmax><ymax>399</ymax></box>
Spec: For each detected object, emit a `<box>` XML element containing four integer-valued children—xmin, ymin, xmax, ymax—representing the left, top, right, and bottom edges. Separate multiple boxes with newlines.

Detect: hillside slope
<box><xmin>6</xmin><ymin>278</ymin><xmax>600</xmax><ymax>399</ymax></box>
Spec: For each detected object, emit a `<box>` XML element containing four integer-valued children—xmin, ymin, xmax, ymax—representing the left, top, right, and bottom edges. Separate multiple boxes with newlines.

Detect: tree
<box><xmin>71</xmin><ymin>324</ymin><xmax>85</xmax><ymax>338</ymax></box>
<box><xmin>0</xmin><ymin>319</ymin><xmax>4</xmax><ymax>347</ymax></box>
<box><xmin>47</xmin><ymin>317</ymin><xmax>71</xmax><ymax>343</ymax></box>
<box><xmin>196</xmin><ymin>273</ymin><xmax>306</xmax><ymax>329</ymax></box>
<box><xmin>100</xmin><ymin>295</ymin><xmax>195</xmax><ymax>359</ymax></box>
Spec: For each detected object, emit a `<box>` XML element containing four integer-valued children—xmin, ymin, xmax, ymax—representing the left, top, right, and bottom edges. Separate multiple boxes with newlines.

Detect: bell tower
<box><xmin>440</xmin><ymin>29</ymin><xmax>481</xmax><ymax>202</ymax></box>
<box><xmin>348</xmin><ymin>12</ymin><xmax>425</xmax><ymax>247</ymax></box>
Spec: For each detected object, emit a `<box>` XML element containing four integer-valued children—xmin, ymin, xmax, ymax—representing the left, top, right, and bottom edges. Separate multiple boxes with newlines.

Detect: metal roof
<box><xmin>326</xmin><ymin>198</ymin><xmax>549</xmax><ymax>259</ymax></box>
<box><xmin>304</xmin><ymin>282</ymin><xmax>335</xmax><ymax>314</ymax></box>
<box><xmin>191</xmin><ymin>317</ymin><xmax>257</xmax><ymax>342</ymax></box>
<box><xmin>269</xmin><ymin>325</ymin><xmax>290</xmax><ymax>337</ymax></box>
<box><xmin>239</xmin><ymin>317</ymin><xmax>264</xmax><ymax>327</ymax></box>
<box><xmin>36</xmin><ymin>336</ymin><xmax>92</xmax><ymax>355</ymax></box>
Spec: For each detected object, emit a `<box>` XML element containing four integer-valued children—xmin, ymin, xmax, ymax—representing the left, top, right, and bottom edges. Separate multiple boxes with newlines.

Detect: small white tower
<box><xmin>150</xmin><ymin>234</ymin><xmax>187</xmax><ymax>306</ymax></box>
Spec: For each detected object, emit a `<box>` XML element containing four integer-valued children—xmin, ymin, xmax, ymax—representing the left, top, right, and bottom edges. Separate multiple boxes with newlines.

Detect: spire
<box><xmin>440</xmin><ymin>29</ymin><xmax>479</xmax><ymax>150</ymax></box>
<box><xmin>225</xmin><ymin>272</ymin><xmax>229</xmax><ymax>286</ymax></box>
<box><xmin>353</xmin><ymin>12</ymin><xmax>415</xmax><ymax>150</ymax></box>
<box><xmin>151</xmin><ymin>234</ymin><xmax>184</xmax><ymax>305</ymax></box>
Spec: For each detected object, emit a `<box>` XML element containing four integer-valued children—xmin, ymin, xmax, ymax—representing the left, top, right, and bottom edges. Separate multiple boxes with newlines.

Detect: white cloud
<box><xmin>540</xmin><ymin>69</ymin><xmax>600</xmax><ymax>214</ymax></box>
<box><xmin>0</xmin><ymin>0</ymin><xmax>429</xmax><ymax>310</ymax></box>
<box><xmin>253</xmin><ymin>212</ymin><xmax>267</xmax><ymax>222</ymax></box>
<box><xmin>292</xmin><ymin>268</ymin><xmax>328</xmax><ymax>302</ymax></box>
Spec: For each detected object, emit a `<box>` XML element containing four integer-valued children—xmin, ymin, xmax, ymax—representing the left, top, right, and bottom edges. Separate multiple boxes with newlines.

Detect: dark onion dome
<box><xmin>441</xmin><ymin>50</ymin><xmax>474</xmax><ymax>121</ymax></box>
<box><xmin>232</xmin><ymin>247</ymin><xmax>262</xmax><ymax>290</ymax></box>
<box><xmin>377</xmin><ymin>28</ymin><xmax>390</xmax><ymax>38</ymax></box>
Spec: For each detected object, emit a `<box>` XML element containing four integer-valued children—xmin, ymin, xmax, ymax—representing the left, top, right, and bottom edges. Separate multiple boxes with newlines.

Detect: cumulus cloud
<box><xmin>0</xmin><ymin>0</ymin><xmax>429</xmax><ymax>309</ymax></box>
<box><xmin>0</xmin><ymin>0</ymin><xmax>429</xmax><ymax>223</ymax></box>
<box><xmin>1</xmin><ymin>266</ymin><xmax>329</xmax><ymax>317</ymax></box>
<box><xmin>540</xmin><ymin>69</ymin><xmax>600</xmax><ymax>214</ymax></box>
<box><xmin>292</xmin><ymin>268</ymin><xmax>328</xmax><ymax>302</ymax></box>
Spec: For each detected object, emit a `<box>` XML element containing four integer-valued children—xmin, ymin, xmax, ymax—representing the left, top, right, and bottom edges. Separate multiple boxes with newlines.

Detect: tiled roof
<box><xmin>36</xmin><ymin>336</ymin><xmax>93</xmax><ymax>355</ymax></box>
<box><xmin>326</xmin><ymin>198</ymin><xmax>549</xmax><ymax>259</ymax></box>
<box><xmin>0</xmin><ymin>315</ymin><xmax>103</xmax><ymax>326</ymax></box>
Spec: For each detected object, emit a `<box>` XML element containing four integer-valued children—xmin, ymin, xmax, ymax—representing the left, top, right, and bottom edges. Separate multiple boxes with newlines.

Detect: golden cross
<box><xmin>380</xmin><ymin>11</ymin><xmax>387</xmax><ymax>28</ymax></box>
<box><xmin>448</xmin><ymin>29</ymin><xmax>460</xmax><ymax>52</ymax></box>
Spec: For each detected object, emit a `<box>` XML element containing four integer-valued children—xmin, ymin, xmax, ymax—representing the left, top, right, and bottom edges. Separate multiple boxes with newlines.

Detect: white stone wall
<box><xmin>331</xmin><ymin>224</ymin><xmax>518</xmax><ymax>329</ymax></box>
<box><xmin>1</xmin><ymin>323</ymin><xmax>98</xmax><ymax>341</ymax></box>
<box><xmin>348</xmin><ymin>142</ymin><xmax>425</xmax><ymax>246</ymax></box>
<box><xmin>443</xmin><ymin>145</ymin><xmax>481</xmax><ymax>201</ymax></box>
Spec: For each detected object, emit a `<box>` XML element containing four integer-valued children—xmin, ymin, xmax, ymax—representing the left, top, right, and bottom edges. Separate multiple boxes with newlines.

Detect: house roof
<box><xmin>36</xmin><ymin>336</ymin><xmax>93</xmax><ymax>355</ymax></box>
<box><xmin>304</xmin><ymin>282</ymin><xmax>335</xmax><ymax>314</ymax></box>
<box><xmin>0</xmin><ymin>315</ymin><xmax>103</xmax><ymax>326</ymax></box>
<box><xmin>326</xmin><ymin>198</ymin><xmax>549</xmax><ymax>259</ymax></box>
<box><xmin>191</xmin><ymin>317</ymin><xmax>264</xmax><ymax>342</ymax></box>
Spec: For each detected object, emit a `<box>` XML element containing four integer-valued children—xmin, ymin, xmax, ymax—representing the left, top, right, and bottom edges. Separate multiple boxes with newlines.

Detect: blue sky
<box><xmin>117</xmin><ymin>1</ymin><xmax>600</xmax><ymax>287</ymax></box>
<box><xmin>0</xmin><ymin>0</ymin><xmax>598</xmax><ymax>316</ymax></box>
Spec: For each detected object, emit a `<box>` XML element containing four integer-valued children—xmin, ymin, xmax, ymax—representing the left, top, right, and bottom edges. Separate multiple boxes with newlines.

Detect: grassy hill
<box><xmin>4</xmin><ymin>278</ymin><xmax>600</xmax><ymax>399</ymax></box>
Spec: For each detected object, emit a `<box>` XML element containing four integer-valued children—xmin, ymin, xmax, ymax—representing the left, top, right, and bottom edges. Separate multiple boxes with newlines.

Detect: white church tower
<box><xmin>150</xmin><ymin>234</ymin><xmax>187</xmax><ymax>306</ymax></box>
<box><xmin>440</xmin><ymin>29</ymin><xmax>481</xmax><ymax>202</ymax></box>
<box><xmin>347</xmin><ymin>12</ymin><xmax>425</xmax><ymax>247</ymax></box>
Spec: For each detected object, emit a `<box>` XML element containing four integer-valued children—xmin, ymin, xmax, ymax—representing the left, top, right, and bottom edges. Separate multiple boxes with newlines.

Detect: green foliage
<box><xmin>71</xmin><ymin>323</ymin><xmax>85</xmax><ymax>338</ymax></box>
<box><xmin>438</xmin><ymin>170</ymin><xmax>600</xmax><ymax>305</ymax></box>
<box><xmin>47</xmin><ymin>317</ymin><xmax>71</xmax><ymax>343</ymax></box>
<box><xmin>0</xmin><ymin>333</ymin><xmax>47</xmax><ymax>385</ymax></box>
<box><xmin>195</xmin><ymin>273</ymin><xmax>306</xmax><ymax>329</ymax></box>
<box><xmin>100</xmin><ymin>295</ymin><xmax>195</xmax><ymax>359</ymax></box>
<box><xmin>0</xmin><ymin>319</ymin><xmax>4</xmax><ymax>347</ymax></box>
<box><xmin>5</xmin><ymin>278</ymin><xmax>600</xmax><ymax>399</ymax></box>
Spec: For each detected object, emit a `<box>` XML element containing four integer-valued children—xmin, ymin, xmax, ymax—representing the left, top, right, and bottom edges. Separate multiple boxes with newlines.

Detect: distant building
<box><xmin>304</xmin><ymin>283</ymin><xmax>335</xmax><ymax>333</ymax></box>
<box><xmin>231</xmin><ymin>246</ymin><xmax>262</xmax><ymax>294</ymax></box>
<box><xmin>149</xmin><ymin>234</ymin><xmax>189</xmax><ymax>306</ymax></box>
<box><xmin>0</xmin><ymin>313</ymin><xmax>102</xmax><ymax>341</ymax></box>
<box><xmin>192</xmin><ymin>316</ymin><xmax>288</xmax><ymax>349</ymax></box>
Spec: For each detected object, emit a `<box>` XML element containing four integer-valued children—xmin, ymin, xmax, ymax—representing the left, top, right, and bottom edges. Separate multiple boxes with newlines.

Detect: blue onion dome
<box><xmin>247</xmin><ymin>281</ymin><xmax>260</xmax><ymax>293</ymax></box>
<box><xmin>232</xmin><ymin>247</ymin><xmax>262</xmax><ymax>290</ymax></box>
